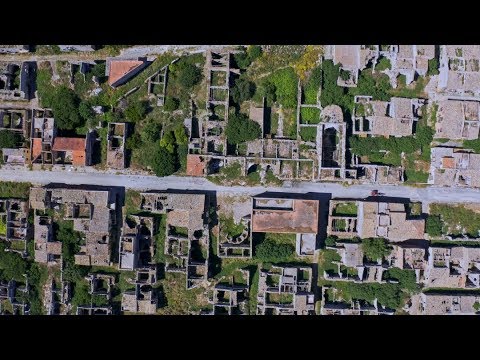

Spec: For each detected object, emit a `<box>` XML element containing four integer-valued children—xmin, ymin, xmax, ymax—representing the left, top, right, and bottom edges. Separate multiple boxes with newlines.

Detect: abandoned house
<box><xmin>327</xmin><ymin>199</ymin><xmax>425</xmax><ymax>242</ymax></box>
<box><xmin>0</xmin><ymin>61</ymin><xmax>35</xmax><ymax>101</ymax></box>
<box><xmin>320</xmin><ymin>286</ymin><xmax>395</xmax><ymax>315</ymax></box>
<box><xmin>0</xmin><ymin>109</ymin><xmax>30</xmax><ymax>165</ymax></box>
<box><xmin>140</xmin><ymin>191</ymin><xmax>209</xmax><ymax>289</ymax></box>
<box><xmin>147</xmin><ymin>65</ymin><xmax>168</xmax><ymax>106</ymax></box>
<box><xmin>257</xmin><ymin>266</ymin><xmax>315</xmax><ymax>315</ymax></box>
<box><xmin>354</xmin><ymin>164</ymin><xmax>404</xmax><ymax>185</ymax></box>
<box><xmin>428</xmin><ymin>147</ymin><xmax>480</xmax><ymax>188</ymax></box>
<box><xmin>0</xmin><ymin>199</ymin><xmax>29</xmax><ymax>253</ymax></box>
<box><xmin>30</xmin><ymin>113</ymin><xmax>94</xmax><ymax>167</ymax></box>
<box><xmin>121</xmin><ymin>283</ymin><xmax>158</xmax><ymax>314</ymax></box>
<box><xmin>212</xmin><ymin>269</ymin><xmax>250</xmax><ymax>315</ymax></box>
<box><xmin>323</xmin><ymin>241</ymin><xmax>387</xmax><ymax>283</ymax></box>
<box><xmin>438</xmin><ymin>45</ymin><xmax>480</xmax><ymax>97</ymax></box>
<box><xmin>106</xmin><ymin>122</ymin><xmax>127</xmax><ymax>169</ymax></box>
<box><xmin>29</xmin><ymin>186</ymin><xmax>118</xmax><ymax>266</ymax></box>
<box><xmin>85</xmin><ymin>273</ymin><xmax>115</xmax><ymax>301</ymax></box>
<box><xmin>33</xmin><ymin>215</ymin><xmax>61</xmax><ymax>265</ymax></box>
<box><xmin>218</xmin><ymin>215</ymin><xmax>252</xmax><ymax>258</ymax></box>
<box><xmin>386</xmin><ymin>244</ymin><xmax>427</xmax><ymax>283</ymax></box>
<box><xmin>326</xmin><ymin>45</ymin><xmax>378</xmax><ymax>87</ymax></box>
<box><xmin>424</xmin><ymin>246</ymin><xmax>480</xmax><ymax>289</ymax></box>
<box><xmin>119</xmin><ymin>215</ymin><xmax>155</xmax><ymax>270</ymax></box>
<box><xmin>416</xmin><ymin>293</ymin><xmax>480</xmax><ymax>315</ymax></box>
<box><xmin>352</xmin><ymin>96</ymin><xmax>423</xmax><ymax>137</ymax></box>
<box><xmin>435</xmin><ymin>99</ymin><xmax>480</xmax><ymax>140</ymax></box>
<box><xmin>251</xmin><ymin>195</ymin><xmax>319</xmax><ymax>257</ymax></box>
<box><xmin>106</xmin><ymin>57</ymin><xmax>151</xmax><ymax>88</ymax></box>
<box><xmin>76</xmin><ymin>306</ymin><xmax>113</xmax><ymax>315</ymax></box>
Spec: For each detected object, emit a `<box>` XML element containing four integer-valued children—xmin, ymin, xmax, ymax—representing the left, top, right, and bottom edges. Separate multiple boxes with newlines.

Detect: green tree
<box><xmin>174</xmin><ymin>126</ymin><xmax>188</xmax><ymax>145</ymax></box>
<box><xmin>50</xmin><ymin>86</ymin><xmax>83</xmax><ymax>130</ymax></box>
<box><xmin>383</xmin><ymin>267</ymin><xmax>419</xmax><ymax>293</ymax></box>
<box><xmin>257</xmin><ymin>79</ymin><xmax>276</xmax><ymax>103</ymax></box>
<box><xmin>426</xmin><ymin>215</ymin><xmax>443</xmax><ymax>237</ymax></box>
<box><xmin>141</xmin><ymin>120</ymin><xmax>162</xmax><ymax>143</ymax></box>
<box><xmin>324</xmin><ymin>235</ymin><xmax>338</xmax><ymax>247</ymax></box>
<box><xmin>126</xmin><ymin>132</ymin><xmax>142</xmax><ymax>150</ymax></box>
<box><xmin>79</xmin><ymin>101</ymin><xmax>95</xmax><ymax>121</ymax></box>
<box><xmin>91</xmin><ymin>62</ymin><xmax>106</xmax><ymax>78</ymax></box>
<box><xmin>225</xmin><ymin>113</ymin><xmax>262</xmax><ymax>145</ymax></box>
<box><xmin>0</xmin><ymin>242</ymin><xmax>27</xmax><ymax>281</ymax></box>
<box><xmin>361</xmin><ymin>238</ymin><xmax>391</xmax><ymax>261</ymax></box>
<box><xmin>375</xmin><ymin>57</ymin><xmax>392</xmax><ymax>71</ymax></box>
<box><xmin>231</xmin><ymin>78</ymin><xmax>255</xmax><ymax>105</ymax></box>
<box><xmin>176</xmin><ymin>63</ymin><xmax>201</xmax><ymax>88</ymax></box>
<box><xmin>247</xmin><ymin>45</ymin><xmax>263</xmax><ymax>61</ymax></box>
<box><xmin>160</xmin><ymin>131</ymin><xmax>176</xmax><ymax>153</ymax></box>
<box><xmin>427</xmin><ymin>58</ymin><xmax>439</xmax><ymax>76</ymax></box>
<box><xmin>150</xmin><ymin>146</ymin><xmax>176</xmax><ymax>177</ymax></box>
<box><xmin>233</xmin><ymin>51</ymin><xmax>251</xmax><ymax>70</ymax></box>
<box><xmin>164</xmin><ymin>97</ymin><xmax>179</xmax><ymax>112</ymax></box>
<box><xmin>0</xmin><ymin>130</ymin><xmax>20</xmax><ymax>148</ymax></box>
<box><xmin>124</xmin><ymin>101</ymin><xmax>149</xmax><ymax>122</ymax></box>
<box><xmin>255</xmin><ymin>239</ymin><xmax>294</xmax><ymax>262</ymax></box>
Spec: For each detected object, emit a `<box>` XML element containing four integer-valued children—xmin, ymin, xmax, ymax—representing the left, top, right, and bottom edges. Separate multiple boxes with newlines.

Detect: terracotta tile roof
<box><xmin>442</xmin><ymin>156</ymin><xmax>455</xmax><ymax>169</ymax></box>
<box><xmin>108</xmin><ymin>60</ymin><xmax>144</xmax><ymax>86</ymax></box>
<box><xmin>186</xmin><ymin>154</ymin><xmax>206</xmax><ymax>176</ymax></box>
<box><xmin>31</xmin><ymin>138</ymin><xmax>42</xmax><ymax>161</ymax></box>
<box><xmin>52</xmin><ymin>137</ymin><xmax>86</xmax><ymax>152</ymax></box>
<box><xmin>52</xmin><ymin>137</ymin><xmax>86</xmax><ymax>166</ymax></box>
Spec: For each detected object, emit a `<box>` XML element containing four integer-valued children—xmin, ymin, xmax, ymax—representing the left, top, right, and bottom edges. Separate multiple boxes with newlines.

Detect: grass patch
<box><xmin>0</xmin><ymin>181</ymin><xmax>31</xmax><ymax>199</ymax></box>
<box><xmin>429</xmin><ymin>203</ymin><xmax>480</xmax><ymax>238</ymax></box>
<box><xmin>300</xmin><ymin>107</ymin><xmax>320</xmax><ymax>124</ymax></box>
<box><xmin>299</xmin><ymin>127</ymin><xmax>317</xmax><ymax>142</ymax></box>
<box><xmin>124</xmin><ymin>190</ymin><xmax>142</xmax><ymax>215</ymax></box>
<box><xmin>333</xmin><ymin>202</ymin><xmax>358</xmax><ymax>216</ymax></box>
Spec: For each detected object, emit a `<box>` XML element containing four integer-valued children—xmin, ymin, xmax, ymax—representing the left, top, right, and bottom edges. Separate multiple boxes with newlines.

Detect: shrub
<box><xmin>300</xmin><ymin>127</ymin><xmax>317</xmax><ymax>142</ymax></box>
<box><xmin>225</xmin><ymin>113</ymin><xmax>261</xmax><ymax>145</ymax></box>
<box><xmin>375</xmin><ymin>57</ymin><xmax>391</xmax><ymax>71</ymax></box>
<box><xmin>231</xmin><ymin>78</ymin><xmax>255</xmax><ymax>105</ymax></box>
<box><xmin>320</xmin><ymin>60</ymin><xmax>351</xmax><ymax>109</ymax></box>
<box><xmin>50</xmin><ymin>86</ymin><xmax>84</xmax><ymax>130</ymax></box>
<box><xmin>150</xmin><ymin>146</ymin><xmax>176</xmax><ymax>177</ymax></box>
<box><xmin>0</xmin><ymin>242</ymin><xmax>27</xmax><ymax>281</ymax></box>
<box><xmin>124</xmin><ymin>101</ymin><xmax>149</xmax><ymax>122</ymax></box>
<box><xmin>361</xmin><ymin>238</ymin><xmax>391</xmax><ymax>261</ymax></box>
<box><xmin>427</xmin><ymin>58</ymin><xmax>439</xmax><ymax>76</ymax></box>
<box><xmin>257</xmin><ymin>79</ymin><xmax>276</xmax><ymax>104</ymax></box>
<box><xmin>255</xmin><ymin>239</ymin><xmax>294</xmax><ymax>262</ymax></box>
<box><xmin>383</xmin><ymin>267</ymin><xmax>419</xmax><ymax>293</ymax></box>
<box><xmin>175</xmin><ymin>62</ymin><xmax>201</xmax><ymax>88</ymax></box>
<box><xmin>141</xmin><ymin>120</ymin><xmax>162</xmax><ymax>143</ymax></box>
<box><xmin>300</xmin><ymin>107</ymin><xmax>320</xmax><ymax>124</ymax></box>
<box><xmin>324</xmin><ymin>235</ymin><xmax>338</xmax><ymax>247</ymax></box>
<box><xmin>426</xmin><ymin>215</ymin><xmax>443</xmax><ymax>237</ymax></box>
<box><xmin>79</xmin><ymin>100</ymin><xmax>95</xmax><ymax>121</ymax></box>
<box><xmin>160</xmin><ymin>131</ymin><xmax>176</xmax><ymax>154</ymax></box>
<box><xmin>340</xmin><ymin>69</ymin><xmax>351</xmax><ymax>81</ymax></box>
<box><xmin>268</xmin><ymin>67</ymin><xmax>298</xmax><ymax>109</ymax></box>
<box><xmin>304</xmin><ymin>66</ymin><xmax>322</xmax><ymax>104</ymax></box>
<box><xmin>247</xmin><ymin>45</ymin><xmax>263</xmax><ymax>61</ymax></box>
<box><xmin>0</xmin><ymin>130</ymin><xmax>20</xmax><ymax>148</ymax></box>
<box><xmin>164</xmin><ymin>97</ymin><xmax>179</xmax><ymax>112</ymax></box>
<box><xmin>126</xmin><ymin>132</ymin><xmax>142</xmax><ymax>150</ymax></box>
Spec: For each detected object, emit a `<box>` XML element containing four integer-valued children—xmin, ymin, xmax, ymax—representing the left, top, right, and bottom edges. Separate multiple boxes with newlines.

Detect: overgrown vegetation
<box><xmin>429</xmin><ymin>204</ymin><xmax>480</xmax><ymax>238</ymax></box>
<box><xmin>226</xmin><ymin>113</ymin><xmax>262</xmax><ymax>145</ymax></box>
<box><xmin>361</xmin><ymin>238</ymin><xmax>391</xmax><ymax>261</ymax></box>
<box><xmin>0</xmin><ymin>181</ymin><xmax>31</xmax><ymax>199</ymax></box>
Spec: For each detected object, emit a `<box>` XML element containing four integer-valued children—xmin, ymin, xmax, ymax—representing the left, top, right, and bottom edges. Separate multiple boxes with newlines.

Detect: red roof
<box><xmin>108</xmin><ymin>60</ymin><xmax>144</xmax><ymax>86</ymax></box>
<box><xmin>52</xmin><ymin>137</ymin><xmax>86</xmax><ymax>152</ymax></box>
<box><xmin>31</xmin><ymin>138</ymin><xmax>42</xmax><ymax>161</ymax></box>
<box><xmin>52</xmin><ymin>137</ymin><xmax>86</xmax><ymax>166</ymax></box>
<box><xmin>186</xmin><ymin>155</ymin><xmax>206</xmax><ymax>176</ymax></box>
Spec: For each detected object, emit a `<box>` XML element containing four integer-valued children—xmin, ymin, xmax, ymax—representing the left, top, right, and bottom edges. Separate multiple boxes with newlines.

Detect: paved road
<box><xmin>0</xmin><ymin>168</ymin><xmax>478</xmax><ymax>204</ymax></box>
